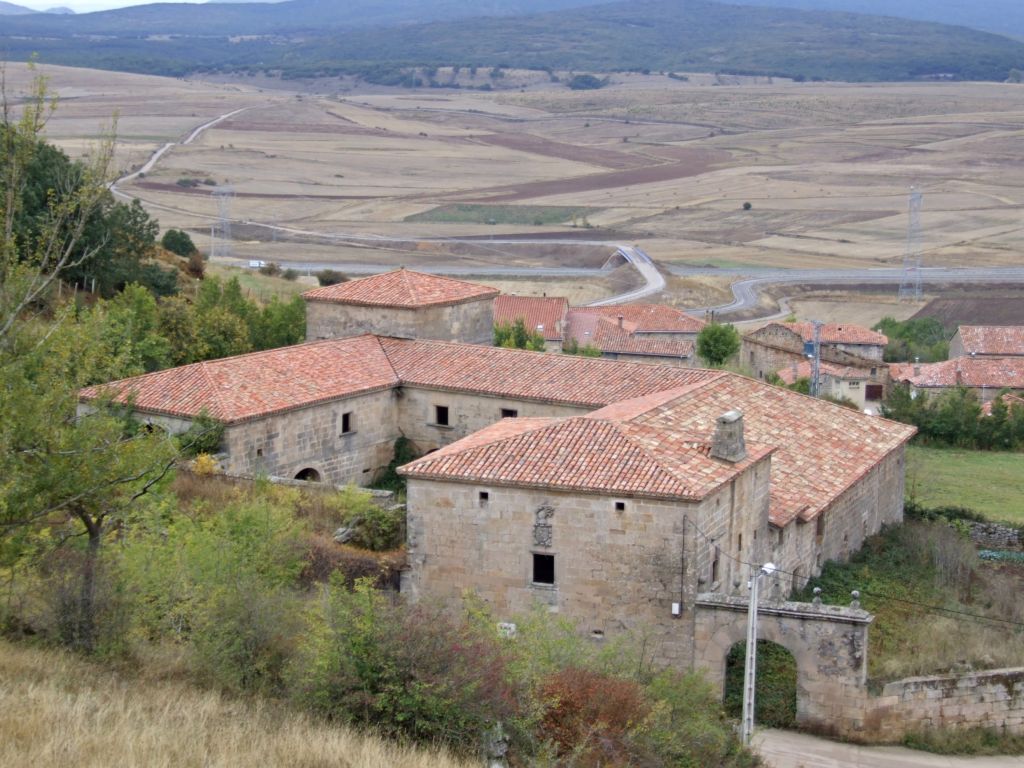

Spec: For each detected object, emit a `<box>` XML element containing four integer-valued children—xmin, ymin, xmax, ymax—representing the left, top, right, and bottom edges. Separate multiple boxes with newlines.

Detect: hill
<box><xmin>717</xmin><ymin>0</ymin><xmax>1024</xmax><ymax>39</ymax></box>
<box><xmin>0</xmin><ymin>0</ymin><xmax>34</xmax><ymax>14</ymax></box>
<box><xmin>1</xmin><ymin>0</ymin><xmax>1022</xmax><ymax>82</ymax></box>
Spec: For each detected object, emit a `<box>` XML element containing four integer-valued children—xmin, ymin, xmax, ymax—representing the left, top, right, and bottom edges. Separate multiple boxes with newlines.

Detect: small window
<box><xmin>500</xmin><ymin>408</ymin><xmax>518</xmax><ymax>418</ymax></box>
<box><xmin>711</xmin><ymin>547</ymin><xmax>720</xmax><ymax>583</ymax></box>
<box><xmin>533</xmin><ymin>553</ymin><xmax>555</xmax><ymax>585</ymax></box>
<box><xmin>256</xmin><ymin>448</ymin><xmax>263</xmax><ymax>458</ymax></box>
<box><xmin>870</xmin><ymin>367</ymin><xmax>877</xmax><ymax>376</ymax></box>
<box><xmin>816</xmin><ymin>515</ymin><xmax>826</xmax><ymax>537</ymax></box>
<box><xmin>341</xmin><ymin>412</ymin><xmax>353</xmax><ymax>434</ymax></box>
<box><xmin>615</xmin><ymin>501</ymin><xmax>626</xmax><ymax>512</ymax></box>
<box><xmin>479</xmin><ymin>490</ymin><xmax>490</xmax><ymax>504</ymax></box>
<box><xmin>738</xmin><ymin>533</ymin><xmax>743</xmax><ymax>552</ymax></box>
<box><xmin>435</xmin><ymin>405</ymin><xmax>450</xmax><ymax>426</ymax></box>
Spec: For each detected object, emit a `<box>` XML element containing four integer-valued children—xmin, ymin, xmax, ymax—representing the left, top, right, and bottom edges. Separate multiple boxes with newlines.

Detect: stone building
<box><xmin>743</xmin><ymin>321</ymin><xmax>889</xmax><ymax>402</ymax></box>
<box><xmin>776</xmin><ymin>360</ymin><xmax>879</xmax><ymax>412</ymax></box>
<box><xmin>890</xmin><ymin>356</ymin><xmax>1024</xmax><ymax>404</ymax></box>
<box><xmin>949</xmin><ymin>325</ymin><xmax>1024</xmax><ymax>359</ymax></box>
<box><xmin>304</xmin><ymin>268</ymin><xmax>498</xmax><ymax>344</ymax></box>
<box><xmin>494</xmin><ymin>295</ymin><xmax>703</xmax><ymax>365</ymax></box>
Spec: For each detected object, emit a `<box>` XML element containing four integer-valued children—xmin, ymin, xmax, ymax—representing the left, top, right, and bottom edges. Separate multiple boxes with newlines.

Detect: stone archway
<box><xmin>723</xmin><ymin>640</ymin><xmax>797</xmax><ymax>728</ymax></box>
<box><xmin>294</xmin><ymin>467</ymin><xmax>322</xmax><ymax>482</ymax></box>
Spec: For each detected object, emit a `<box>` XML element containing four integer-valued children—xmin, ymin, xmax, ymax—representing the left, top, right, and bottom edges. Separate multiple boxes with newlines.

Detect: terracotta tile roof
<box><xmin>379</xmin><ymin>337</ymin><xmax>716</xmax><ymax>407</ymax></box>
<box><xmin>400</xmin><ymin>413</ymin><xmax>772</xmax><ymax>501</ymax></box>
<box><xmin>571</xmin><ymin>304</ymin><xmax>706</xmax><ymax>334</ymax></box>
<box><xmin>402</xmin><ymin>373</ymin><xmax>913</xmax><ymax>518</ymax></box>
<box><xmin>79</xmin><ymin>336</ymin><xmax>399</xmax><ymax>424</ymax></box>
<box><xmin>890</xmin><ymin>356</ymin><xmax>1024</xmax><ymax>390</ymax></box>
<box><xmin>302</xmin><ymin>268</ymin><xmax>499</xmax><ymax>308</ymax></box>
<box><xmin>955</xmin><ymin>326</ymin><xmax>1024</xmax><ymax>357</ymax></box>
<box><xmin>776</xmin><ymin>360</ymin><xmax>871</xmax><ymax>385</ymax></box>
<box><xmin>493</xmin><ymin>295</ymin><xmax>568</xmax><ymax>341</ymax></box>
<box><xmin>81</xmin><ymin>336</ymin><xmax>722</xmax><ymax>422</ymax></box>
<box><xmin>564</xmin><ymin>313</ymin><xmax>694</xmax><ymax>359</ymax></box>
<box><xmin>775</xmin><ymin>322</ymin><xmax>888</xmax><ymax>347</ymax></box>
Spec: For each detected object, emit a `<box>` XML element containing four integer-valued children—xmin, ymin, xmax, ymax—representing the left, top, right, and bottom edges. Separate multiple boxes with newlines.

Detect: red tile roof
<box><xmin>890</xmin><ymin>356</ymin><xmax>1024</xmax><ymax>389</ymax></box>
<box><xmin>955</xmin><ymin>326</ymin><xmax>1024</xmax><ymax>357</ymax></box>
<box><xmin>379</xmin><ymin>337</ymin><xmax>715</xmax><ymax>407</ymax></box>
<box><xmin>402</xmin><ymin>375</ymin><xmax>915</xmax><ymax>525</ymax></box>
<box><xmin>571</xmin><ymin>304</ymin><xmax>706</xmax><ymax>334</ymax></box>
<box><xmin>564</xmin><ymin>312</ymin><xmax>694</xmax><ymax>359</ymax></box>
<box><xmin>774</xmin><ymin>322</ymin><xmax>888</xmax><ymax>347</ymax></box>
<box><xmin>982</xmin><ymin>393</ymin><xmax>1024</xmax><ymax>416</ymax></box>
<box><xmin>493</xmin><ymin>295</ymin><xmax>568</xmax><ymax>341</ymax></box>
<box><xmin>776</xmin><ymin>360</ymin><xmax>871</xmax><ymax>385</ymax></box>
<box><xmin>81</xmin><ymin>336</ymin><xmax>721</xmax><ymax>422</ymax></box>
<box><xmin>302</xmin><ymin>268</ymin><xmax>499</xmax><ymax>308</ymax></box>
<box><xmin>401</xmin><ymin>412</ymin><xmax>772</xmax><ymax>501</ymax></box>
<box><xmin>79</xmin><ymin>336</ymin><xmax>399</xmax><ymax>424</ymax></box>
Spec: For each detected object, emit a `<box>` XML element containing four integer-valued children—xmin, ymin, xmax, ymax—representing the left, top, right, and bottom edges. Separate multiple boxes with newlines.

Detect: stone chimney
<box><xmin>913</xmin><ymin>356</ymin><xmax>921</xmax><ymax>377</ymax></box>
<box><xmin>617</xmin><ymin>314</ymin><xmax>624</xmax><ymax>328</ymax></box>
<box><xmin>711</xmin><ymin>410</ymin><xmax>747</xmax><ymax>463</ymax></box>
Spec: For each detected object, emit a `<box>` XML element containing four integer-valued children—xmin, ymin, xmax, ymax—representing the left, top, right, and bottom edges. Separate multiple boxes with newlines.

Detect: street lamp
<box><xmin>741</xmin><ymin>562</ymin><xmax>777</xmax><ymax>746</ymax></box>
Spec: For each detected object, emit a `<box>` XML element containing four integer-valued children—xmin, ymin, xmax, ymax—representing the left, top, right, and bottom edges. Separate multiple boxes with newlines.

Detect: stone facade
<box><xmin>968</xmin><ymin>521</ymin><xmax>1023</xmax><ymax>551</ymax></box>
<box><xmin>404</xmin><ymin>456</ymin><xmax>772</xmax><ymax>668</ymax></box>
<box><xmin>306</xmin><ymin>298</ymin><xmax>494</xmax><ymax>344</ymax></box>
<box><xmin>596</xmin><ymin>351</ymin><xmax>694</xmax><ymax>368</ymax></box>
<box><xmin>743</xmin><ymin>327</ymin><xmax>887</xmax><ymax>391</ymax></box>
<box><xmin>222</xmin><ymin>389</ymin><xmax>398</xmax><ymax>486</ymax></box>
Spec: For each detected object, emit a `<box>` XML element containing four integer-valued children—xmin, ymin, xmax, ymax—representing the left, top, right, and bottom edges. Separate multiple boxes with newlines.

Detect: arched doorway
<box><xmin>723</xmin><ymin>640</ymin><xmax>797</xmax><ymax>728</ymax></box>
<box><xmin>294</xmin><ymin>467</ymin><xmax>321</xmax><ymax>483</ymax></box>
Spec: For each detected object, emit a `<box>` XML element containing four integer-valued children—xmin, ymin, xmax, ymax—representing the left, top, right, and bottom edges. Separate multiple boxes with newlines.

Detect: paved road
<box><xmin>587</xmin><ymin>246</ymin><xmax>667</xmax><ymax>305</ymax></box>
<box><xmin>675</xmin><ymin>266</ymin><xmax>1024</xmax><ymax>317</ymax></box>
<box><xmin>756</xmin><ymin>729</ymin><xmax>1024</xmax><ymax>768</ymax></box>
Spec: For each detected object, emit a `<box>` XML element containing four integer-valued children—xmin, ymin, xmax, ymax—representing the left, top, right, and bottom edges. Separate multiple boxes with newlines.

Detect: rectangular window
<box><xmin>479</xmin><ymin>491</ymin><xmax>489</xmax><ymax>504</ymax></box>
<box><xmin>500</xmin><ymin>408</ymin><xmax>518</xmax><ymax>418</ymax></box>
<box><xmin>434</xmin><ymin>405</ymin><xmax>450</xmax><ymax>426</ymax></box>
<box><xmin>533</xmin><ymin>553</ymin><xmax>555</xmax><ymax>585</ymax></box>
<box><xmin>341</xmin><ymin>412</ymin><xmax>352</xmax><ymax>434</ymax></box>
<box><xmin>738</xmin><ymin>533</ymin><xmax>743</xmax><ymax>552</ymax></box>
<box><xmin>816</xmin><ymin>515</ymin><xmax>826</xmax><ymax>537</ymax></box>
<box><xmin>615</xmin><ymin>501</ymin><xmax>626</xmax><ymax>512</ymax></box>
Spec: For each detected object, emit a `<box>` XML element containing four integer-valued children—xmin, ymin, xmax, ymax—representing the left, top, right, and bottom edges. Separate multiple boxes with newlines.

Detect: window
<box><xmin>870</xmin><ymin>367</ymin><xmax>877</xmax><ymax>377</ymax></box>
<box><xmin>816</xmin><ymin>515</ymin><xmax>826</xmax><ymax>537</ymax></box>
<box><xmin>737</xmin><ymin>533</ymin><xmax>743</xmax><ymax>552</ymax></box>
<box><xmin>341</xmin><ymin>412</ymin><xmax>353</xmax><ymax>434</ymax></box>
<box><xmin>434</xmin><ymin>405</ymin><xmax>450</xmax><ymax>426</ymax></box>
<box><xmin>848</xmin><ymin>381</ymin><xmax>861</xmax><ymax>389</ymax></box>
<box><xmin>256</xmin><ymin>448</ymin><xmax>263</xmax><ymax>458</ymax></box>
<box><xmin>479</xmin><ymin>490</ymin><xmax>490</xmax><ymax>504</ymax></box>
<box><xmin>500</xmin><ymin>408</ymin><xmax>518</xmax><ymax>418</ymax></box>
<box><xmin>615</xmin><ymin>501</ymin><xmax>626</xmax><ymax>512</ymax></box>
<box><xmin>533</xmin><ymin>553</ymin><xmax>555</xmax><ymax>585</ymax></box>
<box><xmin>711</xmin><ymin>547</ymin><xmax>720</xmax><ymax>583</ymax></box>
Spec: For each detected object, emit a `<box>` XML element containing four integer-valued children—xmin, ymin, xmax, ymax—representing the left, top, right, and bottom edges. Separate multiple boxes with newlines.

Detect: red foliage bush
<box><xmin>539</xmin><ymin>668</ymin><xmax>650</xmax><ymax>766</ymax></box>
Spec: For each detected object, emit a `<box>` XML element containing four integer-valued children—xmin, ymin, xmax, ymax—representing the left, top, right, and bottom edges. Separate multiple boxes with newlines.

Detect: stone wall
<box><xmin>599</xmin><ymin>351</ymin><xmax>695</xmax><ymax>368</ymax></box>
<box><xmin>305</xmin><ymin>298</ymin><xmax>494</xmax><ymax>344</ymax></box>
<box><xmin>742</xmin><ymin>330</ymin><xmax>886</xmax><ymax>386</ymax></box>
<box><xmin>969</xmin><ymin>521</ymin><xmax>1023</xmax><ymax>550</ymax></box>
<box><xmin>855</xmin><ymin>668</ymin><xmax>1024</xmax><ymax>741</ymax></box>
<box><xmin>222</xmin><ymin>388</ymin><xmax>399</xmax><ymax>486</ymax></box>
<box><xmin>769</xmin><ymin>445</ymin><xmax>906</xmax><ymax>592</ymax></box>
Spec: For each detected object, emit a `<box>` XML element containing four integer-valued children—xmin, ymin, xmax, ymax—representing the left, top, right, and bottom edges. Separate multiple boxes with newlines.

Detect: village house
<box><xmin>494</xmin><ymin>294</ymin><xmax>704</xmax><ymax>366</ymax></box>
<box><xmin>890</xmin><ymin>356</ymin><xmax>1024</xmax><ymax>404</ymax></box>
<box><xmin>743</xmin><ymin>321</ymin><xmax>889</xmax><ymax>404</ymax></box>
<box><xmin>776</xmin><ymin>360</ymin><xmax>878</xmax><ymax>413</ymax></box>
<box><xmin>949</xmin><ymin>325</ymin><xmax>1024</xmax><ymax>358</ymax></box>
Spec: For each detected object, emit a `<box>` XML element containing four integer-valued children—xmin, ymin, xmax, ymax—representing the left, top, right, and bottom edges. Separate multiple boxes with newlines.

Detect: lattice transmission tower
<box><xmin>898</xmin><ymin>187</ymin><xmax>924</xmax><ymax>302</ymax></box>
<box><xmin>210</xmin><ymin>185</ymin><xmax>235</xmax><ymax>260</ymax></box>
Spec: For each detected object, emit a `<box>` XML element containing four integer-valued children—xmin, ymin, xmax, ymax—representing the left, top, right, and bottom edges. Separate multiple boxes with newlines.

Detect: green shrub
<box><xmin>316</xmin><ymin>269</ymin><xmax>347</xmax><ymax>286</ymax></box>
<box><xmin>372</xmin><ymin>437</ymin><xmax>419</xmax><ymax>495</ymax></box>
<box><xmin>723</xmin><ymin>640</ymin><xmax>797</xmax><ymax>728</ymax></box>
<box><xmin>336</xmin><ymin>484</ymin><xmax>404</xmax><ymax>552</ymax></box>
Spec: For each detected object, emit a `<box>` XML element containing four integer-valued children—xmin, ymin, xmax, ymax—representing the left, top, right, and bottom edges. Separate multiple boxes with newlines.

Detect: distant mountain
<box><xmin>0</xmin><ymin>1</ymin><xmax>35</xmax><ymax>14</ymax></box>
<box><xmin>716</xmin><ymin>0</ymin><xmax>1024</xmax><ymax>39</ymax></box>
<box><xmin>45</xmin><ymin>6</ymin><xmax>75</xmax><ymax>12</ymax></box>
<box><xmin>1</xmin><ymin>0</ymin><xmax>1022</xmax><ymax>82</ymax></box>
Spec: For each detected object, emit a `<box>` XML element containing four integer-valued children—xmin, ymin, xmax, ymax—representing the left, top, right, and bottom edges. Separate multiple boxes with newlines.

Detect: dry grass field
<box><xmin>0</xmin><ymin>639</ymin><xmax>475</xmax><ymax>768</ymax></box>
<box><xmin>6</xmin><ymin>63</ymin><xmax>1024</xmax><ymax>309</ymax></box>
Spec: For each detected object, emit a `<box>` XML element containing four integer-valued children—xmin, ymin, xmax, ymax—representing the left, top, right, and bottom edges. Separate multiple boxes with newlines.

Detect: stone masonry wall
<box><xmin>305</xmin><ymin>299</ymin><xmax>493</xmax><ymax>344</ymax></box>
<box><xmin>969</xmin><ymin>521</ymin><xmax>1023</xmax><ymax>550</ymax></box>
<box><xmin>854</xmin><ymin>668</ymin><xmax>1024</xmax><ymax>741</ymax></box>
<box><xmin>600</xmin><ymin>351</ymin><xmax>694</xmax><ymax>368</ymax></box>
<box><xmin>223</xmin><ymin>389</ymin><xmax>399</xmax><ymax>486</ymax></box>
<box><xmin>742</xmin><ymin>330</ymin><xmax>886</xmax><ymax>384</ymax></box>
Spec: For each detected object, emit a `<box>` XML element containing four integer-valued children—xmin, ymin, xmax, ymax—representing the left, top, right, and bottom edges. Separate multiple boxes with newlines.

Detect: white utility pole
<box><xmin>741</xmin><ymin>562</ymin><xmax>777</xmax><ymax>746</ymax></box>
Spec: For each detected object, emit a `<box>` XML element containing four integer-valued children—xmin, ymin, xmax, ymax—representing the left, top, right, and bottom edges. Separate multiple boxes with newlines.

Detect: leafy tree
<box><xmin>253</xmin><ymin>295</ymin><xmax>306</xmax><ymax>350</ymax></box>
<box><xmin>316</xmin><ymin>268</ymin><xmax>347</xmax><ymax>286</ymax></box>
<box><xmin>494</xmin><ymin>318</ymin><xmax>545</xmax><ymax>352</ymax></box>
<box><xmin>873</xmin><ymin>316</ymin><xmax>949</xmax><ymax>363</ymax></box>
<box><xmin>696</xmin><ymin>322</ymin><xmax>741</xmax><ymax>367</ymax></box>
<box><xmin>158</xmin><ymin>294</ymin><xmax>205</xmax><ymax>365</ymax></box>
<box><xmin>561</xmin><ymin>336</ymin><xmax>602</xmax><ymax>357</ymax></box>
<box><xmin>196</xmin><ymin>306</ymin><xmax>252</xmax><ymax>360</ymax></box>
<box><xmin>161</xmin><ymin>228</ymin><xmax>197</xmax><ymax>257</ymax></box>
<box><xmin>567</xmin><ymin>74</ymin><xmax>606</xmax><ymax>90</ymax></box>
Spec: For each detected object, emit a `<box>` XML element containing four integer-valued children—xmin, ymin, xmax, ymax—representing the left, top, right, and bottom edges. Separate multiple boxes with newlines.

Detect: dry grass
<box><xmin>0</xmin><ymin>640</ymin><xmax>475</xmax><ymax>768</ymax></box>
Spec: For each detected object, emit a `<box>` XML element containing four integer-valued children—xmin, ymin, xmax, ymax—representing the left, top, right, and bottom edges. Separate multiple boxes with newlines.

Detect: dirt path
<box><xmin>756</xmin><ymin>729</ymin><xmax>1024</xmax><ymax>768</ymax></box>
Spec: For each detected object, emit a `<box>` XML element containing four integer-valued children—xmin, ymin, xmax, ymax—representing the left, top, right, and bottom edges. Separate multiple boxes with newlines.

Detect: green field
<box><xmin>405</xmin><ymin>204</ymin><xmax>600</xmax><ymax>226</ymax></box>
<box><xmin>906</xmin><ymin>446</ymin><xmax>1024</xmax><ymax>522</ymax></box>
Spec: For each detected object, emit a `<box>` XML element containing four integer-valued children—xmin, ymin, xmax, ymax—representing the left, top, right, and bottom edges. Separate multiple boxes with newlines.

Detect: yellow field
<box><xmin>7</xmin><ymin>63</ymin><xmax>1024</xmax><ymax>288</ymax></box>
<box><xmin>0</xmin><ymin>640</ymin><xmax>474</xmax><ymax>768</ymax></box>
